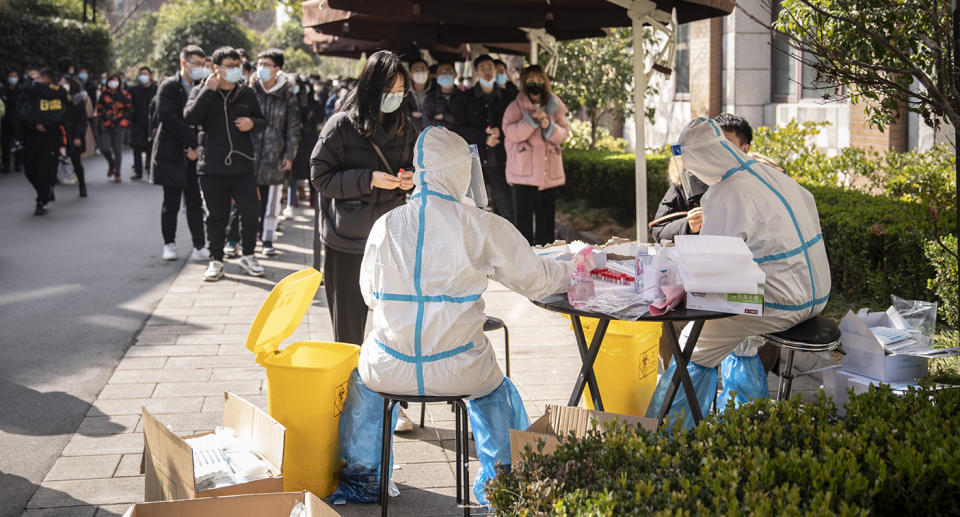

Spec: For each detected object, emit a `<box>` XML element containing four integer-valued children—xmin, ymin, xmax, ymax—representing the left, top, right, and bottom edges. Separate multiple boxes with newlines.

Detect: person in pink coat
<box><xmin>502</xmin><ymin>65</ymin><xmax>570</xmax><ymax>245</ymax></box>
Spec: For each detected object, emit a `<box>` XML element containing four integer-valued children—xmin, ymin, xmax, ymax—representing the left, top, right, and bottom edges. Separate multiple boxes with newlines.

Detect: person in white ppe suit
<box><xmin>646</xmin><ymin>116</ymin><xmax>831</xmax><ymax>427</ymax></box>
<box><xmin>332</xmin><ymin>125</ymin><xmax>574</xmax><ymax>505</ymax></box>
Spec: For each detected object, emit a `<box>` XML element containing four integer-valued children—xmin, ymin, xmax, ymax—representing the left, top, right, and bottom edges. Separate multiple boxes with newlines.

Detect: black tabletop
<box><xmin>532</xmin><ymin>293</ymin><xmax>734</xmax><ymax>322</ymax></box>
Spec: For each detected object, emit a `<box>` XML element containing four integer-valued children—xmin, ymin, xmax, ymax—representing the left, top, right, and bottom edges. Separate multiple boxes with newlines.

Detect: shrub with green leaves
<box><xmin>489</xmin><ymin>385</ymin><xmax>960</xmax><ymax>515</ymax></box>
<box><xmin>925</xmin><ymin>235</ymin><xmax>958</xmax><ymax>328</ymax></box>
<box><xmin>561</xmin><ymin>149</ymin><xmax>668</xmax><ymax>227</ymax></box>
<box><xmin>565</xmin><ymin>119</ymin><xmax>628</xmax><ymax>152</ymax></box>
<box><xmin>0</xmin><ymin>5</ymin><xmax>111</xmax><ymax>75</ymax></box>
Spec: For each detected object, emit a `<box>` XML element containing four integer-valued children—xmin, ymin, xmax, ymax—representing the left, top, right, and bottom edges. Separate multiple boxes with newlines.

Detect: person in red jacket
<box><xmin>97</xmin><ymin>74</ymin><xmax>132</xmax><ymax>181</ymax></box>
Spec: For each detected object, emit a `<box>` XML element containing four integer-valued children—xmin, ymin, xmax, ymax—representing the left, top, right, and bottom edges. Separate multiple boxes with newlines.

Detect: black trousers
<box><xmin>1</xmin><ymin>120</ymin><xmax>21</xmax><ymax>172</ymax></box>
<box><xmin>132</xmin><ymin>147</ymin><xmax>148</xmax><ymax>174</ymax></box>
<box><xmin>226</xmin><ymin>184</ymin><xmax>268</xmax><ymax>243</ymax></box>
<box><xmin>323</xmin><ymin>247</ymin><xmax>367</xmax><ymax>345</ymax></box>
<box><xmin>162</xmin><ymin>164</ymin><xmax>206</xmax><ymax>248</ymax></box>
<box><xmin>512</xmin><ymin>184</ymin><xmax>557</xmax><ymax>245</ymax></box>
<box><xmin>483</xmin><ymin>163</ymin><xmax>515</xmax><ymax>223</ymax></box>
<box><xmin>199</xmin><ymin>174</ymin><xmax>259</xmax><ymax>261</ymax></box>
<box><xmin>69</xmin><ymin>147</ymin><xmax>86</xmax><ymax>192</ymax></box>
<box><xmin>22</xmin><ymin>131</ymin><xmax>58</xmax><ymax>205</ymax></box>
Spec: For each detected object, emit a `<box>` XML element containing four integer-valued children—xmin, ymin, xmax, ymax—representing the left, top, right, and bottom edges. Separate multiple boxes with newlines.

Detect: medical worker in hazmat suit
<box><xmin>646</xmin><ymin>116</ymin><xmax>831</xmax><ymax>427</ymax></box>
<box><xmin>332</xmin><ymin>125</ymin><xmax>575</xmax><ymax>505</ymax></box>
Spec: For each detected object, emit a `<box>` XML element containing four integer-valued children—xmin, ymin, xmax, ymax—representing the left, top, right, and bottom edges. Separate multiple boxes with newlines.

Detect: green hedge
<box><xmin>0</xmin><ymin>8</ymin><xmax>112</xmax><ymax>75</ymax></box>
<box><xmin>560</xmin><ymin>150</ymin><xmax>956</xmax><ymax>309</ymax></box>
<box><xmin>489</xmin><ymin>385</ymin><xmax>960</xmax><ymax>515</ymax></box>
<box><xmin>560</xmin><ymin>149</ymin><xmax>669</xmax><ymax>227</ymax></box>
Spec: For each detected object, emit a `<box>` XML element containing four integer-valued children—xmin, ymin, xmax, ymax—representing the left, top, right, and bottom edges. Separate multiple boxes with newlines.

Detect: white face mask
<box><xmin>412</xmin><ymin>71</ymin><xmax>429</xmax><ymax>85</ymax></box>
<box><xmin>107</xmin><ymin>80</ymin><xmax>119</xmax><ymax>90</ymax></box>
<box><xmin>380</xmin><ymin>92</ymin><xmax>404</xmax><ymax>113</ymax></box>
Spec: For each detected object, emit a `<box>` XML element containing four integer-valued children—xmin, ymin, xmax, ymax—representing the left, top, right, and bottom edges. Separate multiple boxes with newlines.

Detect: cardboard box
<box><xmin>141</xmin><ymin>392</ymin><xmax>286</xmax><ymax>502</ymax></box>
<box><xmin>839</xmin><ymin>310</ymin><xmax>928</xmax><ymax>383</ymax></box>
<box><xmin>685</xmin><ymin>287</ymin><xmax>764</xmax><ymax>316</ymax></box>
<box><xmin>511</xmin><ymin>405</ymin><xmax>657</xmax><ymax>465</ymax></box>
<box><xmin>121</xmin><ymin>490</ymin><xmax>340</xmax><ymax>517</ymax></box>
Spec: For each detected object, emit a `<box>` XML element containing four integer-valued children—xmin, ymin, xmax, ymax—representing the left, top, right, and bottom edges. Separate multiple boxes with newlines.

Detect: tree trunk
<box><xmin>589</xmin><ymin>109</ymin><xmax>599</xmax><ymax>149</ymax></box>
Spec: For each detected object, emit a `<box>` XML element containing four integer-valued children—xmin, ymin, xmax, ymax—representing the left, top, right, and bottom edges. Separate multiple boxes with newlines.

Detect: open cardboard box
<box><xmin>839</xmin><ymin>310</ymin><xmax>929</xmax><ymax>383</ymax></box>
<box><xmin>121</xmin><ymin>490</ymin><xmax>339</xmax><ymax>517</ymax></box>
<box><xmin>511</xmin><ymin>405</ymin><xmax>657</xmax><ymax>464</ymax></box>
<box><xmin>141</xmin><ymin>392</ymin><xmax>286</xmax><ymax>502</ymax></box>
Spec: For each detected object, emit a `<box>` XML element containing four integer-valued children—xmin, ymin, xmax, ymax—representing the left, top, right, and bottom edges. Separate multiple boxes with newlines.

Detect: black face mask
<box><xmin>525</xmin><ymin>82</ymin><xmax>544</xmax><ymax>96</ymax></box>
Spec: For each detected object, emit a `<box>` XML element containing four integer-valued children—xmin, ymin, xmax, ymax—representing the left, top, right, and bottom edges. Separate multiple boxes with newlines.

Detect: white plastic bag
<box><xmin>57</xmin><ymin>155</ymin><xmax>77</xmax><ymax>185</ymax></box>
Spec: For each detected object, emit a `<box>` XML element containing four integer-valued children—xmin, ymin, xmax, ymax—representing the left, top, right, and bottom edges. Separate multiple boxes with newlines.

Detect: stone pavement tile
<box><xmin>394</xmin><ymin>439</ymin><xmax>450</xmax><ymax>465</ymax></box>
<box><xmin>153</xmin><ymin>297</ymin><xmax>195</xmax><ymax>308</ymax></box>
<box><xmin>185</xmin><ymin>314</ymin><xmax>257</xmax><ymax>326</ymax></box>
<box><xmin>45</xmin><ymin>455</ymin><xmax>121</xmax><ymax>481</ymax></box>
<box><xmin>22</xmin><ymin>507</ymin><xmax>97</xmax><ymax>517</ymax></box>
<box><xmin>392</xmin><ymin>422</ymin><xmax>444</xmax><ymax>444</ymax></box>
<box><xmin>210</xmin><ymin>367</ymin><xmax>266</xmax><ymax>381</ymax></box>
<box><xmin>166</xmin><ymin>285</ymin><xmax>202</xmax><ymax>293</ymax></box>
<box><xmin>114</xmin><ymin>357</ymin><xmax>167</xmax><ymax>370</ymax></box>
<box><xmin>134</xmin><ymin>333</ymin><xmax>178</xmax><ymax>346</ymax></box>
<box><xmin>76</xmin><ymin>415</ymin><xmax>140</xmax><ymax>436</ymax></box>
<box><xmin>201</xmin><ymin>394</ymin><xmax>268</xmax><ymax>412</ymax></box>
<box><xmin>144</xmin><ymin>314</ymin><xmax>188</xmax><ymax>326</ymax></box>
<box><xmin>194</xmin><ymin>297</ymin><xmax>265</xmax><ymax>307</ymax></box>
<box><xmin>62</xmin><ymin>433</ymin><xmax>143</xmax><ymax>457</ymax></box>
<box><xmin>165</xmin><ymin>355</ymin><xmax>257</xmax><ymax>369</ymax></box>
<box><xmin>89</xmin><ymin>397</ymin><xmax>204</xmax><ymax>417</ymax></box>
<box><xmin>218</xmin><ymin>344</ymin><xmax>252</xmax><ymax>356</ymax></box>
<box><xmin>175</xmin><ymin>333</ymin><xmax>248</xmax><ymax>345</ymax></box>
<box><xmin>114</xmin><ymin>454</ymin><xmax>143</xmax><ymax>477</ymax></box>
<box><xmin>27</xmin><ymin>477</ymin><xmax>142</xmax><ymax>508</ymax></box>
<box><xmin>97</xmin><ymin>383</ymin><xmax>157</xmax><ymax>400</ymax></box>
<box><xmin>125</xmin><ymin>345</ymin><xmax>219</xmax><ymax>357</ymax></box>
<box><xmin>517</xmin><ymin>383</ymin><xmax>576</xmax><ymax>401</ymax></box>
<box><xmin>133</xmin><ymin>411</ymin><xmax>223</xmax><ymax>433</ymax></box>
<box><xmin>153</xmin><ymin>380</ymin><xmax>261</xmax><ymax>398</ymax></box>
<box><xmin>95</xmin><ymin>504</ymin><xmax>135</xmax><ymax>517</ymax></box>
<box><xmin>151</xmin><ymin>306</ymin><xmax>232</xmax><ymax>317</ymax></box>
<box><xmin>223</xmin><ymin>323</ymin><xmax>257</xmax><ymax>335</ymax></box>
<box><xmin>109</xmin><ymin>368</ymin><xmax>212</xmax><ymax>384</ymax></box>
<box><xmin>392</xmin><ymin>461</ymin><xmax>456</xmax><ymax>488</ymax></box>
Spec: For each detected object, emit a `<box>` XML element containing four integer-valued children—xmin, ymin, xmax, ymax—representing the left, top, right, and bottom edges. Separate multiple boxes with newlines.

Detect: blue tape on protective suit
<box><xmin>465</xmin><ymin>377</ymin><xmax>529</xmax><ymax>506</ymax></box>
<box><xmin>645</xmin><ymin>361</ymin><xmax>717</xmax><ymax>431</ymax></box>
<box><xmin>717</xmin><ymin>354</ymin><xmax>770</xmax><ymax>412</ymax></box>
<box><xmin>331</xmin><ymin>370</ymin><xmax>400</xmax><ymax>504</ymax></box>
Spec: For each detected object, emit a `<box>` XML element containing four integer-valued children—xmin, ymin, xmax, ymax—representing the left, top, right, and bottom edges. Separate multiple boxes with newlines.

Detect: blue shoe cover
<box><xmin>644</xmin><ymin>361</ymin><xmax>717</xmax><ymax>430</ymax></box>
<box><xmin>466</xmin><ymin>377</ymin><xmax>529</xmax><ymax>506</ymax></box>
<box><xmin>717</xmin><ymin>354</ymin><xmax>769</xmax><ymax>412</ymax></box>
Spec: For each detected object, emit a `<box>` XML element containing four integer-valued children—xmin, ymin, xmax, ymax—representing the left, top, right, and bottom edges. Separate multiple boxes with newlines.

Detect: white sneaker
<box><xmin>238</xmin><ymin>255</ymin><xmax>265</xmax><ymax>277</ymax></box>
<box><xmin>191</xmin><ymin>247</ymin><xmax>210</xmax><ymax>261</ymax></box>
<box><xmin>262</xmin><ymin>243</ymin><xmax>278</xmax><ymax>256</ymax></box>
<box><xmin>203</xmin><ymin>260</ymin><xmax>224</xmax><ymax>282</ymax></box>
<box><xmin>394</xmin><ymin>410</ymin><xmax>414</xmax><ymax>433</ymax></box>
<box><xmin>162</xmin><ymin>243</ymin><xmax>177</xmax><ymax>261</ymax></box>
<box><xmin>223</xmin><ymin>241</ymin><xmax>238</xmax><ymax>258</ymax></box>
<box><xmin>282</xmin><ymin>206</ymin><xmax>294</xmax><ymax>218</ymax></box>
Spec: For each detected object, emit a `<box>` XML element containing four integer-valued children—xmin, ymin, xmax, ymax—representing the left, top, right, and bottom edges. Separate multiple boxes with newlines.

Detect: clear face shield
<box><xmin>670</xmin><ymin>144</ymin><xmax>708</xmax><ymax>203</ymax></box>
<box><xmin>466</xmin><ymin>144</ymin><xmax>488</xmax><ymax>208</ymax></box>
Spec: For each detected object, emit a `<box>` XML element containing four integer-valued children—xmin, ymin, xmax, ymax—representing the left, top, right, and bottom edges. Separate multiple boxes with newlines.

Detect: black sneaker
<box><xmin>34</xmin><ymin>203</ymin><xmax>47</xmax><ymax>216</ymax></box>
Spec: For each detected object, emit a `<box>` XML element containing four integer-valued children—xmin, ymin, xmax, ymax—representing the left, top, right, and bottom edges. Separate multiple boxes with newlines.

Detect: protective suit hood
<box><xmin>412</xmin><ymin>125</ymin><xmax>473</xmax><ymax>204</ymax></box>
<box><xmin>676</xmin><ymin>117</ymin><xmax>747</xmax><ymax>186</ymax></box>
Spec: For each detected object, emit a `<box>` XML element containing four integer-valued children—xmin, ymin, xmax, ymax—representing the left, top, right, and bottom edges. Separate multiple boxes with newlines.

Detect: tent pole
<box><xmin>632</xmin><ymin>15</ymin><xmax>648</xmax><ymax>241</ymax></box>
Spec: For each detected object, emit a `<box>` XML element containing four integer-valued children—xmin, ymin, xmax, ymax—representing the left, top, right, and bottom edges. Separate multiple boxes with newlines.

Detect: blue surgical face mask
<box><xmin>293</xmin><ymin>85</ymin><xmax>300</xmax><ymax>94</ymax></box>
<box><xmin>495</xmin><ymin>73</ymin><xmax>508</xmax><ymax>87</ymax></box>
<box><xmin>188</xmin><ymin>66</ymin><xmax>209</xmax><ymax>81</ymax></box>
<box><xmin>77</xmin><ymin>72</ymin><xmax>88</xmax><ymax>81</ymax></box>
<box><xmin>222</xmin><ymin>67</ymin><xmax>243</xmax><ymax>84</ymax></box>
<box><xmin>436</xmin><ymin>75</ymin><xmax>455</xmax><ymax>89</ymax></box>
<box><xmin>380</xmin><ymin>92</ymin><xmax>404</xmax><ymax>113</ymax></box>
<box><xmin>257</xmin><ymin>67</ymin><xmax>272</xmax><ymax>81</ymax></box>
<box><xmin>138</xmin><ymin>74</ymin><xmax>150</xmax><ymax>84</ymax></box>
<box><xmin>7</xmin><ymin>76</ymin><xmax>17</xmax><ymax>86</ymax></box>
<box><xmin>478</xmin><ymin>77</ymin><xmax>495</xmax><ymax>89</ymax></box>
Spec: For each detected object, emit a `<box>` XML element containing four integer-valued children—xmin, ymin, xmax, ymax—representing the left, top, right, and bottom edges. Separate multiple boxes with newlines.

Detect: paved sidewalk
<box><xmin>22</xmin><ymin>205</ymin><xmax>828</xmax><ymax>516</ymax></box>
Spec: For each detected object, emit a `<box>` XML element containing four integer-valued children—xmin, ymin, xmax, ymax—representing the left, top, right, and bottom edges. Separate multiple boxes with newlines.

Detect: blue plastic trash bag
<box><xmin>330</xmin><ymin>369</ymin><xmax>399</xmax><ymax>504</ymax></box>
<box><xmin>644</xmin><ymin>361</ymin><xmax>717</xmax><ymax>430</ymax></box>
<box><xmin>465</xmin><ymin>377</ymin><xmax>529</xmax><ymax>506</ymax></box>
<box><xmin>717</xmin><ymin>353</ymin><xmax>769</xmax><ymax>412</ymax></box>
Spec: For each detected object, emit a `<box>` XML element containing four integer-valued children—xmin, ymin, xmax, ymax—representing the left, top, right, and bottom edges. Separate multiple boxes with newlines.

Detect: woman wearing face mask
<box><xmin>501</xmin><ymin>65</ymin><xmax>570</xmax><ymax>245</ymax></box>
<box><xmin>96</xmin><ymin>73</ymin><xmax>132</xmax><ymax>182</ymax></box>
<box><xmin>404</xmin><ymin>58</ymin><xmax>431</xmax><ymax>133</ymax></box>
<box><xmin>310</xmin><ymin>50</ymin><xmax>416</xmax><ymax>347</ymax></box>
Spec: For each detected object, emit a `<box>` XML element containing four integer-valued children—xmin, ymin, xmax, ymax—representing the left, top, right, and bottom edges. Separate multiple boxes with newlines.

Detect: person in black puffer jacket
<box><xmin>310</xmin><ymin>50</ymin><xmax>416</xmax><ymax>346</ymax></box>
<box><xmin>184</xmin><ymin>46</ymin><xmax>267</xmax><ymax>282</ymax></box>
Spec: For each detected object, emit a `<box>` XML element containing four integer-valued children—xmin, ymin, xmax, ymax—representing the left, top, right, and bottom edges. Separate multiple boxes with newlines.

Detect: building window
<box><xmin>771</xmin><ymin>1</ymin><xmax>838</xmax><ymax>102</ymax></box>
<box><xmin>674</xmin><ymin>22</ymin><xmax>690</xmax><ymax>98</ymax></box>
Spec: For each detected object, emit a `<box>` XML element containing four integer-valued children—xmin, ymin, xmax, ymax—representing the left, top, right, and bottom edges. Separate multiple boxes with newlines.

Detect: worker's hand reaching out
<box><xmin>687</xmin><ymin>206</ymin><xmax>703</xmax><ymax>233</ymax></box>
<box><xmin>398</xmin><ymin>169</ymin><xmax>415</xmax><ymax>190</ymax></box>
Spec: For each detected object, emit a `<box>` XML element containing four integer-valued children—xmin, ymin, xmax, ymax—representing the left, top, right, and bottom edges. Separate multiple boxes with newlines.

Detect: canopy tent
<box><xmin>304</xmin><ymin>0</ymin><xmax>735</xmax><ymax>239</ymax></box>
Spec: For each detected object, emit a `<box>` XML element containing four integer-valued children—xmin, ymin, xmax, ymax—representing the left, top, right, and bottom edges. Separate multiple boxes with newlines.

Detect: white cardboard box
<box><xmin>838</xmin><ymin>310</ymin><xmax>928</xmax><ymax>383</ymax></box>
<box><xmin>685</xmin><ymin>287</ymin><xmax>763</xmax><ymax>316</ymax></box>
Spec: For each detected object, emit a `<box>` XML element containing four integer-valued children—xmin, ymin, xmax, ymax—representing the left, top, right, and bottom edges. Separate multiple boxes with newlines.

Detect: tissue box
<box><xmin>839</xmin><ymin>310</ymin><xmax>928</xmax><ymax>383</ymax></box>
<box><xmin>685</xmin><ymin>287</ymin><xmax>764</xmax><ymax>316</ymax></box>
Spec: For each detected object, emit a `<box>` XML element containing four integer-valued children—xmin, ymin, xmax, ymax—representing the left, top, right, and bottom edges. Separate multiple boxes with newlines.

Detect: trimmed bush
<box><xmin>561</xmin><ymin>149</ymin><xmax>669</xmax><ymax>226</ymax></box>
<box><xmin>489</xmin><ymin>385</ymin><xmax>960</xmax><ymax>515</ymax></box>
<box><xmin>0</xmin><ymin>8</ymin><xmax>112</xmax><ymax>75</ymax></box>
<box><xmin>925</xmin><ymin>235</ymin><xmax>958</xmax><ymax>328</ymax></box>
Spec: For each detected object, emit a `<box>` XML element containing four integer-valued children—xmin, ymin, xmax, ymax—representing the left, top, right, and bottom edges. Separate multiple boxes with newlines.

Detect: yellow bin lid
<box><xmin>246</xmin><ymin>268</ymin><xmax>323</xmax><ymax>358</ymax></box>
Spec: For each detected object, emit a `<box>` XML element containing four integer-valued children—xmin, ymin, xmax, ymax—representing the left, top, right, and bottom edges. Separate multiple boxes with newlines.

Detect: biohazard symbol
<box><xmin>639</xmin><ymin>352</ymin><xmax>657</xmax><ymax>379</ymax></box>
<box><xmin>334</xmin><ymin>381</ymin><xmax>348</xmax><ymax>417</ymax></box>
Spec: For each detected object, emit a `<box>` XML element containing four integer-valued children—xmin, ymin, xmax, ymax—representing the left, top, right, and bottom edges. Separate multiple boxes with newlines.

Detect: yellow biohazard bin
<box><xmin>246</xmin><ymin>268</ymin><xmax>360</xmax><ymax>498</ymax></box>
<box><xmin>570</xmin><ymin>317</ymin><xmax>661</xmax><ymax>416</ymax></box>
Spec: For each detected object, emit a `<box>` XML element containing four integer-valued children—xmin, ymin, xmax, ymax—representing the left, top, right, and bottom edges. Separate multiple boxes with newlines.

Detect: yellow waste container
<box><xmin>570</xmin><ymin>317</ymin><xmax>661</xmax><ymax>416</ymax></box>
<box><xmin>246</xmin><ymin>268</ymin><xmax>360</xmax><ymax>498</ymax></box>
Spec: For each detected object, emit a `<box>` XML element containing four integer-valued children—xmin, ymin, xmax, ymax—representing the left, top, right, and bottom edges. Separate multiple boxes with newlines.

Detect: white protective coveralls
<box><xmin>357</xmin><ymin>125</ymin><xmax>573</xmax><ymax>398</ymax></box>
<box><xmin>647</xmin><ymin>117</ymin><xmax>831</xmax><ymax>426</ymax></box>
<box><xmin>333</xmin><ymin>125</ymin><xmax>573</xmax><ymax>505</ymax></box>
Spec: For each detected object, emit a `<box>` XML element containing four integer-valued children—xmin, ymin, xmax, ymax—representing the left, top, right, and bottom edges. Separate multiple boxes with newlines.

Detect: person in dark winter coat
<box><xmin>310</xmin><ymin>50</ymin><xmax>416</xmax><ymax>346</ymax></box>
<box><xmin>249</xmin><ymin>49</ymin><xmax>300</xmax><ymax>256</ymax></box>
<box><xmin>151</xmin><ymin>45</ymin><xmax>209</xmax><ymax>263</ymax></box>
<box><xmin>452</xmin><ymin>54</ymin><xmax>514</xmax><ymax>223</ymax></box>
<box><xmin>405</xmin><ymin>58</ymin><xmax>432</xmax><ymax>134</ymax></box>
<box><xmin>61</xmin><ymin>74</ymin><xmax>89</xmax><ymax>197</ymax></box>
<box><xmin>184</xmin><ymin>46</ymin><xmax>267</xmax><ymax>282</ymax></box>
<box><xmin>289</xmin><ymin>76</ymin><xmax>323</xmax><ymax>209</ymax></box>
<box><xmin>130</xmin><ymin>66</ymin><xmax>157</xmax><ymax>178</ymax></box>
<box><xmin>421</xmin><ymin>60</ymin><xmax>459</xmax><ymax>130</ymax></box>
<box><xmin>1</xmin><ymin>70</ymin><xmax>22</xmax><ymax>173</ymax></box>
<box><xmin>17</xmin><ymin>68</ymin><xmax>69</xmax><ymax>215</ymax></box>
